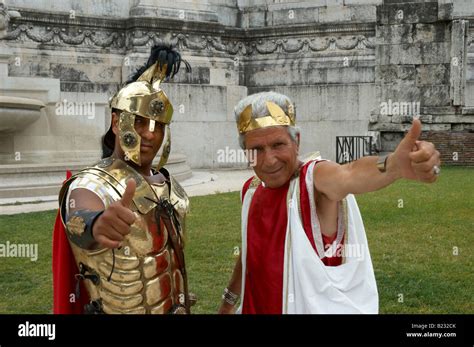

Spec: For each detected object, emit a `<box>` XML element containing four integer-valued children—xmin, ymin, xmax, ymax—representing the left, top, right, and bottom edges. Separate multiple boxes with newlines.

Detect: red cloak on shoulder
<box><xmin>52</xmin><ymin>170</ymin><xmax>89</xmax><ymax>314</ymax></box>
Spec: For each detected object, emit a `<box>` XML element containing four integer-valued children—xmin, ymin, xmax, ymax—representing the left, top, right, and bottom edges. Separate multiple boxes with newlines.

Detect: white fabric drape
<box><xmin>282</xmin><ymin>177</ymin><xmax>379</xmax><ymax>313</ymax></box>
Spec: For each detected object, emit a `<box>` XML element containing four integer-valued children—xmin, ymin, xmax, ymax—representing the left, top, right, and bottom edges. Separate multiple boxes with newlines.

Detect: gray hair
<box><xmin>234</xmin><ymin>91</ymin><xmax>300</xmax><ymax>149</ymax></box>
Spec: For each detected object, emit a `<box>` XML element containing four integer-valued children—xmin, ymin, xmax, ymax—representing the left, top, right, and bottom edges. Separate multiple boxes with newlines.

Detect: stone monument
<box><xmin>0</xmin><ymin>0</ymin><xmax>473</xmax><ymax>201</ymax></box>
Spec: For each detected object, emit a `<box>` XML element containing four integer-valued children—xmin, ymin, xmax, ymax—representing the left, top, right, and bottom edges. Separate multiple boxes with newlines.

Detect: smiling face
<box><xmin>244</xmin><ymin>126</ymin><xmax>300</xmax><ymax>188</ymax></box>
<box><xmin>112</xmin><ymin>112</ymin><xmax>165</xmax><ymax>169</ymax></box>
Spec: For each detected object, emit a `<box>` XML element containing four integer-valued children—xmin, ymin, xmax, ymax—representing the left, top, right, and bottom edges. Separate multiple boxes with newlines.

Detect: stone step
<box><xmin>0</xmin><ymin>154</ymin><xmax>192</xmax><ymax>200</ymax></box>
<box><xmin>0</xmin><ymin>185</ymin><xmax>61</xmax><ymax>200</ymax></box>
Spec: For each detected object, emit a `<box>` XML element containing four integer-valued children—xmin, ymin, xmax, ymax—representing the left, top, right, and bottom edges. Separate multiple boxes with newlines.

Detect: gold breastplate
<box><xmin>59</xmin><ymin>157</ymin><xmax>189</xmax><ymax>314</ymax></box>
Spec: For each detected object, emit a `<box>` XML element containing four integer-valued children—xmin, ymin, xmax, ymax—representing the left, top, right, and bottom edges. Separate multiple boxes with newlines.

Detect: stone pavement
<box><xmin>0</xmin><ymin>169</ymin><xmax>254</xmax><ymax>215</ymax></box>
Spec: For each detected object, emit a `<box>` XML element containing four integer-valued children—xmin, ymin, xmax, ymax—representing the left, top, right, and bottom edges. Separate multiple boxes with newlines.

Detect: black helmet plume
<box><xmin>127</xmin><ymin>45</ymin><xmax>192</xmax><ymax>84</ymax></box>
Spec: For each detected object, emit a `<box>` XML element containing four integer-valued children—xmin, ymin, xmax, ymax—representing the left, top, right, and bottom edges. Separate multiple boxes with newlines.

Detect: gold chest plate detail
<box><xmin>60</xmin><ymin>158</ymin><xmax>189</xmax><ymax>314</ymax></box>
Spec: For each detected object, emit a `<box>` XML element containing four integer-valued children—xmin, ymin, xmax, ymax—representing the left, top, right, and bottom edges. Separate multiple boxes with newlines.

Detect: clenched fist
<box><xmin>92</xmin><ymin>179</ymin><xmax>137</xmax><ymax>249</ymax></box>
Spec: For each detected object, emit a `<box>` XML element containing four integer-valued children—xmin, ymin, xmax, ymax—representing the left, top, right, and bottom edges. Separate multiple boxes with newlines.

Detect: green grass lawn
<box><xmin>0</xmin><ymin>166</ymin><xmax>472</xmax><ymax>314</ymax></box>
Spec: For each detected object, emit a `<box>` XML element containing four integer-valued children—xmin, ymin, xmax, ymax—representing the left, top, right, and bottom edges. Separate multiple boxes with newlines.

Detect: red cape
<box><xmin>52</xmin><ymin>170</ymin><xmax>89</xmax><ymax>314</ymax></box>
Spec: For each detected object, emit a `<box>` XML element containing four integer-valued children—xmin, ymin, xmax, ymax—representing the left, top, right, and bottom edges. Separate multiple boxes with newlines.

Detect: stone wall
<box><xmin>1</xmin><ymin>0</ymin><xmax>473</xmax><ymax>168</ymax></box>
<box><xmin>369</xmin><ymin>0</ymin><xmax>474</xmax><ymax>166</ymax></box>
<box><xmin>420</xmin><ymin>131</ymin><xmax>474</xmax><ymax>166</ymax></box>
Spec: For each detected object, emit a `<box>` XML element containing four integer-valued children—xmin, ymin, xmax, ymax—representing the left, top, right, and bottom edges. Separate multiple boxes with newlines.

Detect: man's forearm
<box><xmin>316</xmin><ymin>119</ymin><xmax>439</xmax><ymax>201</ymax></box>
<box><xmin>226</xmin><ymin>254</ymin><xmax>242</xmax><ymax>296</ymax></box>
<box><xmin>315</xmin><ymin>154</ymin><xmax>402</xmax><ymax>201</ymax></box>
<box><xmin>218</xmin><ymin>255</ymin><xmax>242</xmax><ymax>313</ymax></box>
<box><xmin>343</xmin><ymin>153</ymin><xmax>401</xmax><ymax>195</ymax></box>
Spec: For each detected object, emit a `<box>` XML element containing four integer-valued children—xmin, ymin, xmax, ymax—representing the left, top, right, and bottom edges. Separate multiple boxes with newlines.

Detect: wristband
<box><xmin>222</xmin><ymin>287</ymin><xmax>239</xmax><ymax>306</ymax></box>
<box><xmin>66</xmin><ymin>210</ymin><xmax>104</xmax><ymax>250</ymax></box>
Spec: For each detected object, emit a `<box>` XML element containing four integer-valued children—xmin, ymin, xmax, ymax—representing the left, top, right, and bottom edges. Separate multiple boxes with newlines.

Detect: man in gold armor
<box><xmin>52</xmin><ymin>45</ymin><xmax>193</xmax><ymax>314</ymax></box>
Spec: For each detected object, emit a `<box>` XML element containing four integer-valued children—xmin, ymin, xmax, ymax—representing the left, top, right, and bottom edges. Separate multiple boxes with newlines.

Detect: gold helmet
<box><xmin>107</xmin><ymin>45</ymin><xmax>190</xmax><ymax>169</ymax></box>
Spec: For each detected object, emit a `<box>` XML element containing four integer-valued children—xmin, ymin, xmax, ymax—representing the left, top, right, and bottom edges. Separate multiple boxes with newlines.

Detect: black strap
<box><xmin>107</xmin><ymin>248</ymin><xmax>116</xmax><ymax>282</ymax></box>
<box><xmin>83</xmin><ymin>300</ymin><xmax>103</xmax><ymax>314</ymax></box>
<box><xmin>74</xmin><ymin>263</ymin><xmax>100</xmax><ymax>299</ymax></box>
<box><xmin>155</xmin><ymin>198</ymin><xmax>190</xmax><ymax>313</ymax></box>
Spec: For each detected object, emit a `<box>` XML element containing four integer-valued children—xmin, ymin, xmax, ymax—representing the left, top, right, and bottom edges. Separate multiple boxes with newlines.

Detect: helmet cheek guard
<box><xmin>118</xmin><ymin>112</ymin><xmax>141</xmax><ymax>165</ymax></box>
<box><xmin>155</xmin><ymin>125</ymin><xmax>171</xmax><ymax>171</ymax></box>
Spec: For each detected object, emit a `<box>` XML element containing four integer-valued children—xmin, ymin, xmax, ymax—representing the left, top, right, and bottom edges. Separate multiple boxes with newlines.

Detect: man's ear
<box><xmin>111</xmin><ymin>112</ymin><xmax>119</xmax><ymax>135</ymax></box>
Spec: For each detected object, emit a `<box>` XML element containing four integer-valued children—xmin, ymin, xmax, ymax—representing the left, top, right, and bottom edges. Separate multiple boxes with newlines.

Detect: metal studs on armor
<box><xmin>149</xmin><ymin>98</ymin><xmax>165</xmax><ymax>116</ymax></box>
<box><xmin>122</xmin><ymin>131</ymin><xmax>138</xmax><ymax>148</ymax></box>
<box><xmin>97</xmin><ymin>157</ymin><xmax>114</xmax><ymax>168</ymax></box>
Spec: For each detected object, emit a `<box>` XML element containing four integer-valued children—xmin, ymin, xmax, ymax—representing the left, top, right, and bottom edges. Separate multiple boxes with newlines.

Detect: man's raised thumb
<box><xmin>404</xmin><ymin>117</ymin><xmax>422</xmax><ymax>145</ymax></box>
<box><xmin>120</xmin><ymin>179</ymin><xmax>136</xmax><ymax>208</ymax></box>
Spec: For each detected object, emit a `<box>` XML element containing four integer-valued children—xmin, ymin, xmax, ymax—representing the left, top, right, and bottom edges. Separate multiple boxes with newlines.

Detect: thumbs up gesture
<box><xmin>391</xmin><ymin>118</ymin><xmax>441</xmax><ymax>183</ymax></box>
<box><xmin>92</xmin><ymin>179</ymin><xmax>137</xmax><ymax>249</ymax></box>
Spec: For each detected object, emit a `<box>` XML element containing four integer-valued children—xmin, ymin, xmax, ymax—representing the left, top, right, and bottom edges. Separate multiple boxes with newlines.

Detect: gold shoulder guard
<box><xmin>59</xmin><ymin>157</ymin><xmax>160</xmax><ymax>216</ymax></box>
<box><xmin>169</xmin><ymin>175</ymin><xmax>189</xmax><ymax>220</ymax></box>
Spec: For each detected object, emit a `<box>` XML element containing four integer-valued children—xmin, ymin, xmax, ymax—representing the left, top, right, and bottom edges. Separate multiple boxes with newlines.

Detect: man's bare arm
<box><xmin>218</xmin><ymin>254</ymin><xmax>242</xmax><ymax>314</ymax></box>
<box><xmin>314</xmin><ymin>155</ymin><xmax>400</xmax><ymax>202</ymax></box>
<box><xmin>315</xmin><ymin>119</ymin><xmax>440</xmax><ymax>202</ymax></box>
